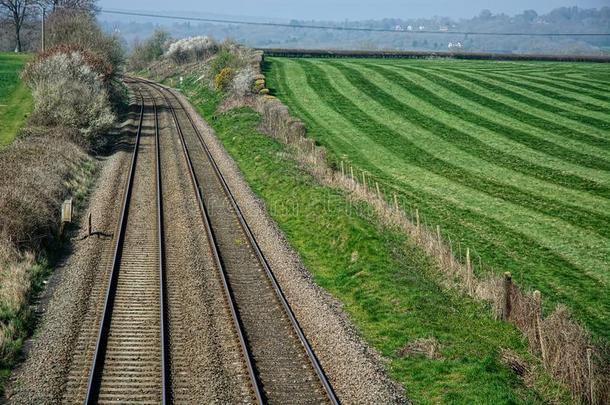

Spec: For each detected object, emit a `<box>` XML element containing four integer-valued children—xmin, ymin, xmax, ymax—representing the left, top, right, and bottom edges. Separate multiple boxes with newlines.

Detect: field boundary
<box><xmin>259</xmin><ymin>48</ymin><xmax>610</xmax><ymax>63</ymax></box>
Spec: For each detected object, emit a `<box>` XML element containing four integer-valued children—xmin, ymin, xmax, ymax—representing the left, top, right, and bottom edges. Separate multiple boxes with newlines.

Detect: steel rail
<box><xmin>141</xmin><ymin>78</ymin><xmax>339</xmax><ymax>405</ymax></box>
<box><xmin>142</xmin><ymin>79</ymin><xmax>265</xmax><ymax>404</ymax></box>
<box><xmin>83</xmin><ymin>85</ymin><xmax>169</xmax><ymax>404</ymax></box>
<box><xmin>153</xmin><ymin>87</ymin><xmax>171</xmax><ymax>405</ymax></box>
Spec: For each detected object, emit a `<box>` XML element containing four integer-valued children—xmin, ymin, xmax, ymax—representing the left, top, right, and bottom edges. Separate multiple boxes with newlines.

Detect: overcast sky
<box><xmin>97</xmin><ymin>0</ymin><xmax>609</xmax><ymax>20</ymax></box>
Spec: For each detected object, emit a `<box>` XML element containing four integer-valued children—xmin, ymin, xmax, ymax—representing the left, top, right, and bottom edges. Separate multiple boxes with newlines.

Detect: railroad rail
<box><xmin>139</xmin><ymin>78</ymin><xmax>339</xmax><ymax>405</ymax></box>
<box><xmin>83</xmin><ymin>84</ymin><xmax>169</xmax><ymax>404</ymax></box>
<box><xmin>259</xmin><ymin>48</ymin><xmax>610</xmax><ymax>63</ymax></box>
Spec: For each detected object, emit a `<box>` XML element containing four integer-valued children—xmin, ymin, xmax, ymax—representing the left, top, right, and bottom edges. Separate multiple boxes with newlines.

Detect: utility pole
<box><xmin>39</xmin><ymin>4</ymin><xmax>45</xmax><ymax>52</ymax></box>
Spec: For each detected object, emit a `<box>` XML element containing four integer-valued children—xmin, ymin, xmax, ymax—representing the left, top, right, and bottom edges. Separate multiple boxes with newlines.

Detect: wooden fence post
<box><xmin>375</xmin><ymin>182</ymin><xmax>381</xmax><ymax>199</ymax></box>
<box><xmin>466</xmin><ymin>248</ymin><xmax>472</xmax><ymax>294</ymax></box>
<box><xmin>362</xmin><ymin>171</ymin><xmax>367</xmax><ymax>191</ymax></box>
<box><xmin>88</xmin><ymin>212</ymin><xmax>92</xmax><ymax>237</ymax></box>
<box><xmin>587</xmin><ymin>348</ymin><xmax>595</xmax><ymax>404</ymax></box>
<box><xmin>533</xmin><ymin>290</ymin><xmax>547</xmax><ymax>366</ymax></box>
<box><xmin>415</xmin><ymin>209</ymin><xmax>420</xmax><ymax>230</ymax></box>
<box><xmin>502</xmin><ymin>272</ymin><xmax>512</xmax><ymax>321</ymax></box>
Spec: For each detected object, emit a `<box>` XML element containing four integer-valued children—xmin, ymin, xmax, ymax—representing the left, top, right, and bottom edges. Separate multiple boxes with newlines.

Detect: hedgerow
<box><xmin>22</xmin><ymin>46</ymin><xmax>116</xmax><ymax>141</ymax></box>
<box><xmin>166</xmin><ymin>36</ymin><xmax>218</xmax><ymax>64</ymax></box>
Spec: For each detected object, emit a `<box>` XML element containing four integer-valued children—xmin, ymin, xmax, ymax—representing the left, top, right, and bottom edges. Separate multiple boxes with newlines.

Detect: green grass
<box><xmin>265</xmin><ymin>57</ymin><xmax>610</xmax><ymax>342</ymax></box>
<box><xmin>0</xmin><ymin>53</ymin><xmax>32</xmax><ymax>148</ymax></box>
<box><xmin>179</xmin><ymin>79</ymin><xmax>570</xmax><ymax>404</ymax></box>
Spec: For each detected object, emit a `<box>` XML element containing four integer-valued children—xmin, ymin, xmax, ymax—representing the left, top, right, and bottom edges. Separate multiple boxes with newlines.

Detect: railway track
<box><xmin>77</xmin><ymin>85</ymin><xmax>169</xmax><ymax>404</ymax></box>
<box><xmin>140</xmin><ymin>78</ymin><xmax>338</xmax><ymax>405</ymax></box>
<box><xmin>68</xmin><ymin>78</ymin><xmax>338</xmax><ymax>404</ymax></box>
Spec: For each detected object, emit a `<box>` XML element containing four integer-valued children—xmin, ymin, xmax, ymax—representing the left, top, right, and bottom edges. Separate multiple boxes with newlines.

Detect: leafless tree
<box><xmin>0</xmin><ymin>0</ymin><xmax>33</xmax><ymax>52</ymax></box>
<box><xmin>41</xmin><ymin>0</ymin><xmax>97</xmax><ymax>12</ymax></box>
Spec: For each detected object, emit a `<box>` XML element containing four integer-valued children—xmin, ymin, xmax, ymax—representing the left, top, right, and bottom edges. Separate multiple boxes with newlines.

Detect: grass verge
<box><xmin>179</xmin><ymin>79</ymin><xmax>570</xmax><ymax>404</ymax></box>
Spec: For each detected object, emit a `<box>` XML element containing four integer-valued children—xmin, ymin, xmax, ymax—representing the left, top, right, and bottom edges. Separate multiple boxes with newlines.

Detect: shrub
<box><xmin>214</xmin><ymin>67</ymin><xmax>234</xmax><ymax>91</ymax></box>
<box><xmin>210</xmin><ymin>48</ymin><xmax>238</xmax><ymax>77</ymax></box>
<box><xmin>166</xmin><ymin>36</ymin><xmax>217</xmax><ymax>64</ymax></box>
<box><xmin>0</xmin><ymin>133</ymin><xmax>89</xmax><ymax>247</ymax></box>
<box><xmin>22</xmin><ymin>47</ymin><xmax>116</xmax><ymax>140</ymax></box>
<box><xmin>45</xmin><ymin>9</ymin><xmax>124</xmax><ymax>75</ymax></box>
<box><xmin>129</xmin><ymin>30</ymin><xmax>171</xmax><ymax>71</ymax></box>
<box><xmin>231</xmin><ymin>66</ymin><xmax>257</xmax><ymax>96</ymax></box>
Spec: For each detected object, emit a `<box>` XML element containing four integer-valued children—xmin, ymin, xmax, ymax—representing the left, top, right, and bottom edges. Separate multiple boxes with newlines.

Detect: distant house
<box><xmin>407</xmin><ymin>25</ymin><xmax>413</xmax><ymax>31</ymax></box>
<box><xmin>419</xmin><ymin>26</ymin><xmax>425</xmax><ymax>30</ymax></box>
<box><xmin>394</xmin><ymin>25</ymin><xmax>404</xmax><ymax>31</ymax></box>
<box><xmin>448</xmin><ymin>41</ymin><xmax>463</xmax><ymax>49</ymax></box>
<box><xmin>439</xmin><ymin>26</ymin><xmax>449</xmax><ymax>32</ymax></box>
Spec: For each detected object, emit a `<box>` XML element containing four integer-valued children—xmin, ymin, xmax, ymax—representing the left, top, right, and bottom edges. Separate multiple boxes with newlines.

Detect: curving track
<box><xmin>142</xmin><ymin>78</ymin><xmax>338</xmax><ymax>405</ymax></box>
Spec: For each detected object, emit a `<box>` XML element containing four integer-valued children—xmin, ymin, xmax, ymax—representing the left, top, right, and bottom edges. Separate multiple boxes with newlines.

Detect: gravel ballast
<box><xmin>153</xmin><ymin>86</ymin><xmax>252</xmax><ymax>402</ymax></box>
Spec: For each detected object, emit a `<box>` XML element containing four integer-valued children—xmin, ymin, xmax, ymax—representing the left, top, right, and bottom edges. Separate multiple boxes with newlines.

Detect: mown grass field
<box><xmin>265</xmin><ymin>57</ymin><xmax>610</xmax><ymax>341</ymax></box>
<box><xmin>180</xmin><ymin>79</ymin><xmax>571</xmax><ymax>404</ymax></box>
<box><xmin>0</xmin><ymin>53</ymin><xmax>32</xmax><ymax>147</ymax></box>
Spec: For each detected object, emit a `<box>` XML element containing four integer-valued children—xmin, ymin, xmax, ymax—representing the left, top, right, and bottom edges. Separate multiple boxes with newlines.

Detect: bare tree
<box><xmin>0</xmin><ymin>0</ymin><xmax>33</xmax><ymax>52</ymax></box>
<box><xmin>41</xmin><ymin>0</ymin><xmax>97</xmax><ymax>12</ymax></box>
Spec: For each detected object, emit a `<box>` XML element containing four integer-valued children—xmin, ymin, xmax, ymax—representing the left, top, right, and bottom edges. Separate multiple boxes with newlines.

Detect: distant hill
<box><xmin>98</xmin><ymin>6</ymin><xmax>610</xmax><ymax>55</ymax></box>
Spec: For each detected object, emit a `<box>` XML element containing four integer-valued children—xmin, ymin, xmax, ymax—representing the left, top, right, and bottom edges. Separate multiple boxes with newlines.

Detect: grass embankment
<box><xmin>0</xmin><ymin>53</ymin><xmax>32</xmax><ymax>147</ymax></box>
<box><xmin>179</xmin><ymin>79</ymin><xmax>569</xmax><ymax>404</ymax></box>
<box><xmin>265</xmin><ymin>58</ymin><xmax>610</xmax><ymax>342</ymax></box>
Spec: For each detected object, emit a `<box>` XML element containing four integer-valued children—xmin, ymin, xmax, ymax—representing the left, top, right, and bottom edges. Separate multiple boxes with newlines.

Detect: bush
<box><xmin>46</xmin><ymin>9</ymin><xmax>124</xmax><ymax>75</ymax></box>
<box><xmin>210</xmin><ymin>48</ymin><xmax>238</xmax><ymax>77</ymax></box>
<box><xmin>129</xmin><ymin>30</ymin><xmax>171</xmax><ymax>71</ymax></box>
<box><xmin>214</xmin><ymin>67</ymin><xmax>234</xmax><ymax>91</ymax></box>
<box><xmin>166</xmin><ymin>36</ymin><xmax>217</xmax><ymax>64</ymax></box>
<box><xmin>22</xmin><ymin>47</ymin><xmax>116</xmax><ymax>140</ymax></box>
<box><xmin>0</xmin><ymin>132</ymin><xmax>90</xmax><ymax>248</ymax></box>
<box><xmin>231</xmin><ymin>66</ymin><xmax>257</xmax><ymax>96</ymax></box>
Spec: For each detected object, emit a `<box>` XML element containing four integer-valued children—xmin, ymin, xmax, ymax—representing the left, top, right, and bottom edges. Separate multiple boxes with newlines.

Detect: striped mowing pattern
<box><xmin>266</xmin><ymin>57</ymin><xmax>610</xmax><ymax>339</ymax></box>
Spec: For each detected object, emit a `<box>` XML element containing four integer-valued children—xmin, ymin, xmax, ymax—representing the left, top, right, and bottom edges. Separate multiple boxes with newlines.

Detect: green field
<box><xmin>0</xmin><ymin>53</ymin><xmax>32</xmax><ymax>147</ymax></box>
<box><xmin>266</xmin><ymin>57</ymin><xmax>610</xmax><ymax>341</ymax></box>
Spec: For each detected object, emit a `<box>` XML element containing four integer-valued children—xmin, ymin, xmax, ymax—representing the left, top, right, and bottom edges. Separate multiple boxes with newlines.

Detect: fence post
<box><xmin>375</xmin><ymin>182</ymin><xmax>381</xmax><ymax>199</ymax></box>
<box><xmin>362</xmin><ymin>171</ymin><xmax>367</xmax><ymax>191</ymax></box>
<box><xmin>587</xmin><ymin>348</ymin><xmax>595</xmax><ymax>404</ymax></box>
<box><xmin>503</xmin><ymin>272</ymin><xmax>512</xmax><ymax>321</ymax></box>
<box><xmin>533</xmin><ymin>290</ymin><xmax>547</xmax><ymax>366</ymax></box>
<box><xmin>466</xmin><ymin>248</ymin><xmax>472</xmax><ymax>295</ymax></box>
<box><xmin>415</xmin><ymin>209</ymin><xmax>420</xmax><ymax>230</ymax></box>
<box><xmin>88</xmin><ymin>212</ymin><xmax>92</xmax><ymax>237</ymax></box>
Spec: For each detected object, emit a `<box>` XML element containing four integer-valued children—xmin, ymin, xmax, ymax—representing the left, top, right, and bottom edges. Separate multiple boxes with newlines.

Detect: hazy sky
<box><xmin>97</xmin><ymin>0</ymin><xmax>609</xmax><ymax>20</ymax></box>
